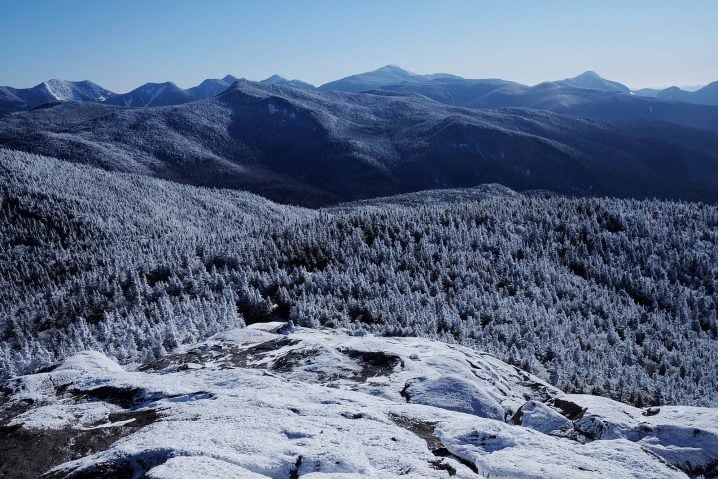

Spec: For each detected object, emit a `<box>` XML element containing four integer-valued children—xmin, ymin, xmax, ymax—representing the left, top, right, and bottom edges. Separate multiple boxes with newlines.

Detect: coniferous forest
<box><xmin>2</xmin><ymin>149</ymin><xmax>716</xmax><ymax>408</ymax></box>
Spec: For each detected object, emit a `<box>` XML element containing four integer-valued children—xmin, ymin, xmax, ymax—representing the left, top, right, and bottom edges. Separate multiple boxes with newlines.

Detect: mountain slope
<box><xmin>2</xmin><ymin>80</ymin><xmax>718</xmax><ymax>205</ymax></box>
<box><xmin>2</xmin><ymin>324</ymin><xmax>716</xmax><ymax>478</ymax></box>
<box><xmin>39</xmin><ymin>79</ymin><xmax>115</xmax><ymax>102</ymax></box>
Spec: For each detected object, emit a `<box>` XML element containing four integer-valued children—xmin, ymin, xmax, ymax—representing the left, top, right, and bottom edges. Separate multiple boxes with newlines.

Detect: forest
<box><xmin>1</xmin><ymin>149</ymin><xmax>717</xmax><ymax>407</ymax></box>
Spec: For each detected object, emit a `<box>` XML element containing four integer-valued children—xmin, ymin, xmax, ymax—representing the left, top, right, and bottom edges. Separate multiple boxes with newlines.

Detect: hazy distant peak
<box><xmin>558</xmin><ymin>70</ymin><xmax>630</xmax><ymax>93</ymax></box>
<box><xmin>262</xmin><ymin>74</ymin><xmax>288</xmax><ymax>83</ymax></box>
<box><xmin>654</xmin><ymin>81</ymin><xmax>718</xmax><ymax>105</ymax></box>
<box><xmin>152</xmin><ymin>81</ymin><xmax>179</xmax><ymax>88</ymax></box>
<box><xmin>103</xmin><ymin>81</ymin><xmax>192</xmax><ymax>107</ymax></box>
<box><xmin>319</xmin><ymin>64</ymin><xmax>426</xmax><ymax>92</ymax></box>
<box><xmin>184</xmin><ymin>76</ymin><xmax>240</xmax><ymax>100</ymax></box>
<box><xmin>375</xmin><ymin>64</ymin><xmax>416</xmax><ymax>75</ymax></box>
<box><xmin>574</xmin><ymin>70</ymin><xmax>601</xmax><ymax>79</ymax></box>
<box><xmin>259</xmin><ymin>75</ymin><xmax>316</xmax><ymax>90</ymax></box>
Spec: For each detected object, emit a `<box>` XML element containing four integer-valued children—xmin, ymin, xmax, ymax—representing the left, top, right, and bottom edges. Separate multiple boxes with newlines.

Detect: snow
<box><xmin>403</xmin><ymin>375</ymin><xmax>505</xmax><ymax>420</ymax></box>
<box><xmin>554</xmin><ymin>394</ymin><xmax>718</xmax><ymax>473</ymax></box>
<box><xmin>147</xmin><ymin>456</ymin><xmax>271</xmax><ymax>479</ymax></box>
<box><xmin>2</xmin><ymin>325</ymin><xmax>716</xmax><ymax>478</ymax></box>
<box><xmin>246</xmin><ymin>321</ymin><xmax>289</xmax><ymax>333</ymax></box>
<box><xmin>43</xmin><ymin>79</ymin><xmax>76</xmax><ymax>101</ymax></box>
<box><xmin>9</xmin><ymin>402</ymin><xmax>120</xmax><ymax>429</ymax></box>
<box><xmin>514</xmin><ymin>400</ymin><xmax>573</xmax><ymax>435</ymax></box>
<box><xmin>437</xmin><ymin>420</ymin><xmax>686</xmax><ymax>479</ymax></box>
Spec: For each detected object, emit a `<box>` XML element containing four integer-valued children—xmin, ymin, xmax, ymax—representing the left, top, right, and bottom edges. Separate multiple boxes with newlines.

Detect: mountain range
<box><xmin>0</xmin><ymin>74</ymin><xmax>310</xmax><ymax>113</ymax></box>
<box><xmin>2</xmin><ymin>75</ymin><xmax>718</xmax><ymax>206</ymax></box>
<box><xmin>3</xmin><ymin>66</ymin><xmax>718</xmax><ymax>117</ymax></box>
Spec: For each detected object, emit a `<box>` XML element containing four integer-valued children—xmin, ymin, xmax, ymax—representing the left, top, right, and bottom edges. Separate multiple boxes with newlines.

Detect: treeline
<box><xmin>1</xmin><ymin>149</ymin><xmax>716</xmax><ymax>407</ymax></box>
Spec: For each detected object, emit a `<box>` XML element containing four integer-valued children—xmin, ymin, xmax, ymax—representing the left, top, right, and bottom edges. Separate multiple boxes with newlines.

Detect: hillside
<box><xmin>1</xmin><ymin>149</ymin><xmax>716</xmax><ymax>409</ymax></box>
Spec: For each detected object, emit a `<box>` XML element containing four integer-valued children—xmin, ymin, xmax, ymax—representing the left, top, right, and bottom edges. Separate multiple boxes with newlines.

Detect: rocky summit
<box><xmin>2</xmin><ymin>322</ymin><xmax>716</xmax><ymax>479</ymax></box>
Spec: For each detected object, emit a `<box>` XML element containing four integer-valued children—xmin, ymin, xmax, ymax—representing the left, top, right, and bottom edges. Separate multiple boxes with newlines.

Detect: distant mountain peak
<box><xmin>262</xmin><ymin>74</ymin><xmax>288</xmax><ymax>83</ymax></box>
<box><xmin>259</xmin><ymin>75</ymin><xmax>316</xmax><ymax>90</ymax></box>
<box><xmin>653</xmin><ymin>81</ymin><xmax>718</xmax><ymax>105</ymax></box>
<box><xmin>319</xmin><ymin>65</ymin><xmax>422</xmax><ymax>92</ymax></box>
<box><xmin>184</xmin><ymin>76</ymin><xmax>240</xmax><ymax>100</ymax></box>
<box><xmin>573</xmin><ymin>70</ymin><xmax>602</xmax><ymax>79</ymax></box>
<box><xmin>558</xmin><ymin>71</ymin><xmax>630</xmax><ymax>93</ymax></box>
<box><xmin>375</xmin><ymin>64</ymin><xmax>413</xmax><ymax>74</ymax></box>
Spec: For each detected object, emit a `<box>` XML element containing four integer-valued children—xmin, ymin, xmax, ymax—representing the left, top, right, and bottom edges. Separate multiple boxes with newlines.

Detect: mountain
<box><xmin>39</xmin><ymin>79</ymin><xmax>114</xmax><ymax>102</ymax></box>
<box><xmin>185</xmin><ymin>74</ymin><xmax>238</xmax><ymax>99</ymax></box>
<box><xmin>363</xmin><ymin>77</ymin><xmax>517</xmax><ymax>106</ymax></box>
<box><xmin>634</xmin><ymin>87</ymin><xmax>661</xmax><ymax>97</ymax></box>
<box><xmin>319</xmin><ymin>64</ymin><xmax>460</xmax><ymax>92</ymax></box>
<box><xmin>260</xmin><ymin>74</ymin><xmax>316</xmax><ymax>90</ymax></box>
<box><xmin>656</xmin><ymin>81</ymin><xmax>718</xmax><ymax>105</ymax></box>
<box><xmin>3</xmin><ymin>323</ymin><xmax>716</xmax><ymax>478</ymax></box>
<box><xmin>554</xmin><ymin>70</ymin><xmax>631</xmax><ymax>93</ymax></box>
<box><xmin>3</xmin><ymin>79</ymin><xmax>718</xmax><ymax>206</ymax></box>
<box><xmin>0</xmin><ymin>79</ymin><xmax>114</xmax><ymax>115</ymax></box>
<box><xmin>103</xmin><ymin>81</ymin><xmax>194</xmax><ymax>107</ymax></box>
<box><xmin>634</xmin><ymin>82</ymin><xmax>718</xmax><ymax>106</ymax></box>
<box><xmin>656</xmin><ymin>86</ymin><xmax>695</xmax><ymax>102</ymax></box>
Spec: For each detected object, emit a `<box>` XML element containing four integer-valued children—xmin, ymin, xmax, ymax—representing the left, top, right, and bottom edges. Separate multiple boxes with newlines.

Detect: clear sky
<box><xmin>1</xmin><ymin>0</ymin><xmax>716</xmax><ymax>92</ymax></box>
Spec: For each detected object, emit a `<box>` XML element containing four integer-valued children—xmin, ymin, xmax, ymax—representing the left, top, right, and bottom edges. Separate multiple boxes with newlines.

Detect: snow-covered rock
<box><xmin>1</xmin><ymin>325</ymin><xmax>715</xmax><ymax>478</ymax></box>
<box><xmin>513</xmin><ymin>399</ymin><xmax>573</xmax><ymax>435</ymax></box>
<box><xmin>403</xmin><ymin>375</ymin><xmax>505</xmax><ymax>420</ymax></box>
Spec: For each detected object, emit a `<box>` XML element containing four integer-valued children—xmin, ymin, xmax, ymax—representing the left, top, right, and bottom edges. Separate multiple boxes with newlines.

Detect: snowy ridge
<box><xmin>2</xmin><ymin>324</ymin><xmax>715</xmax><ymax>478</ymax></box>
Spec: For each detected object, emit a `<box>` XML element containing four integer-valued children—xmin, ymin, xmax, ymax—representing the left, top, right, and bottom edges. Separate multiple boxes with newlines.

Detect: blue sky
<box><xmin>1</xmin><ymin>0</ymin><xmax>716</xmax><ymax>92</ymax></box>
